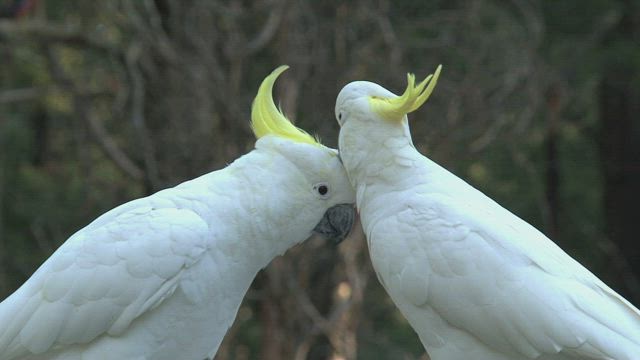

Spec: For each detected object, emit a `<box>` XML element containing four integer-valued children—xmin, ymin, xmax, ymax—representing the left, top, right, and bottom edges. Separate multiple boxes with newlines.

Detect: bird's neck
<box><xmin>339</xmin><ymin>120</ymin><xmax>447</xmax><ymax>224</ymax></box>
<box><xmin>340</xmin><ymin>119</ymin><xmax>424</xmax><ymax>189</ymax></box>
<box><xmin>231</xmin><ymin>151</ymin><xmax>315</xmax><ymax>266</ymax></box>
<box><xmin>172</xmin><ymin>150</ymin><xmax>311</xmax><ymax>273</ymax></box>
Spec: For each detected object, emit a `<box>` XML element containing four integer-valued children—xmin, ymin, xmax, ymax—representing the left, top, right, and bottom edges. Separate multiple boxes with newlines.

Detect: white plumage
<box><xmin>335</xmin><ymin>68</ymin><xmax>640</xmax><ymax>359</ymax></box>
<box><xmin>0</xmin><ymin>66</ymin><xmax>355</xmax><ymax>360</ymax></box>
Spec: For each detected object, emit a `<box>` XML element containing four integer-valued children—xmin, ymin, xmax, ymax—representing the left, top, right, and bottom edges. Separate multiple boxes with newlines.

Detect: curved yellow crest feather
<box><xmin>370</xmin><ymin>64</ymin><xmax>442</xmax><ymax>121</ymax></box>
<box><xmin>251</xmin><ymin>65</ymin><xmax>319</xmax><ymax>146</ymax></box>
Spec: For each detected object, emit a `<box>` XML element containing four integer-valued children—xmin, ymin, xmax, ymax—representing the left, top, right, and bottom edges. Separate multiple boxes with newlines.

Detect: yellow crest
<box><xmin>370</xmin><ymin>64</ymin><xmax>442</xmax><ymax>121</ymax></box>
<box><xmin>251</xmin><ymin>65</ymin><xmax>319</xmax><ymax>146</ymax></box>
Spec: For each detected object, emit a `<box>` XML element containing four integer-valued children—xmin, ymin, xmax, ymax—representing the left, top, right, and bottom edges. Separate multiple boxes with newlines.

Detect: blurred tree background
<box><xmin>0</xmin><ymin>0</ymin><xmax>638</xmax><ymax>359</ymax></box>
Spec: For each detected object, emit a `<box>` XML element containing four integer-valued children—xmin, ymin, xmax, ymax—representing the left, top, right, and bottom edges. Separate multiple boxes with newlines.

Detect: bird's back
<box><xmin>362</xmin><ymin>151</ymin><xmax>640</xmax><ymax>360</ymax></box>
<box><xmin>0</xmin><ymin>170</ymin><xmax>257</xmax><ymax>360</ymax></box>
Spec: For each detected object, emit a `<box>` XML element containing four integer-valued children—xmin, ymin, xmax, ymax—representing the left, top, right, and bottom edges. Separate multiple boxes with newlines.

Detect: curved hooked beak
<box><xmin>312</xmin><ymin>204</ymin><xmax>356</xmax><ymax>244</ymax></box>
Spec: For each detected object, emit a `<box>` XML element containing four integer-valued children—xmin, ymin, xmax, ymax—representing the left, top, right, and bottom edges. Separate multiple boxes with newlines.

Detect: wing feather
<box><xmin>382</xmin><ymin>189</ymin><xmax>640</xmax><ymax>359</ymax></box>
<box><xmin>0</xmin><ymin>206</ymin><xmax>208</xmax><ymax>359</ymax></box>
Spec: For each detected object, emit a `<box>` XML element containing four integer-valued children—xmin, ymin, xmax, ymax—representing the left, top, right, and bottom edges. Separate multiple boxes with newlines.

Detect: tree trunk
<box><xmin>598</xmin><ymin>0</ymin><xmax>640</xmax><ymax>302</ymax></box>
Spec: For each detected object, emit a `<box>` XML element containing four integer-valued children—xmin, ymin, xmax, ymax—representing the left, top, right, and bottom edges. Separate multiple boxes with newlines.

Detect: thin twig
<box><xmin>44</xmin><ymin>46</ymin><xmax>144</xmax><ymax>181</ymax></box>
<box><xmin>245</xmin><ymin>0</ymin><xmax>287</xmax><ymax>56</ymax></box>
<box><xmin>0</xmin><ymin>87</ymin><xmax>46</xmax><ymax>104</ymax></box>
<box><xmin>0</xmin><ymin>20</ymin><xmax>119</xmax><ymax>55</ymax></box>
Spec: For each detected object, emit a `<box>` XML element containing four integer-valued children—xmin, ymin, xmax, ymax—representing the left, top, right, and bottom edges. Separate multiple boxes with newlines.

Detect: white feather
<box><xmin>336</xmin><ymin>79</ymin><xmax>640</xmax><ymax>360</ymax></box>
<box><xmin>1</xmin><ymin>135</ymin><xmax>355</xmax><ymax>360</ymax></box>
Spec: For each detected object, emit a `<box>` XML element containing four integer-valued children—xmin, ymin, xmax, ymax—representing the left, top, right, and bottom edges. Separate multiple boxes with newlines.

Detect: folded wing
<box><xmin>395</xmin><ymin>193</ymin><xmax>640</xmax><ymax>359</ymax></box>
<box><xmin>0</xmin><ymin>206</ymin><xmax>209</xmax><ymax>359</ymax></box>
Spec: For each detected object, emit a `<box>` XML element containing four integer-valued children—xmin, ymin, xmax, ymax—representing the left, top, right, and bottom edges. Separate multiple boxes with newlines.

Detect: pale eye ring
<box><xmin>313</xmin><ymin>182</ymin><xmax>330</xmax><ymax>198</ymax></box>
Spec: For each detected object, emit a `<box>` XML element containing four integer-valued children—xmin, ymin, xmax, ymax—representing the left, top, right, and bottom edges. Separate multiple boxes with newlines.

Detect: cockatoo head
<box><xmin>333</xmin><ymin>66</ymin><xmax>441</xmax><ymax>183</ymax></box>
<box><xmin>250</xmin><ymin>66</ymin><xmax>356</xmax><ymax>245</ymax></box>
<box><xmin>334</xmin><ymin>65</ymin><xmax>441</xmax><ymax>128</ymax></box>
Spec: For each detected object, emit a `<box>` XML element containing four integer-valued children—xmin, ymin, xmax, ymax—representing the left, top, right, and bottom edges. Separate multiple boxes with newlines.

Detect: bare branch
<box><xmin>0</xmin><ymin>20</ymin><xmax>119</xmax><ymax>55</ymax></box>
<box><xmin>245</xmin><ymin>0</ymin><xmax>287</xmax><ymax>56</ymax></box>
<box><xmin>44</xmin><ymin>46</ymin><xmax>144</xmax><ymax>181</ymax></box>
<box><xmin>0</xmin><ymin>87</ymin><xmax>112</xmax><ymax>105</ymax></box>
<box><xmin>84</xmin><ymin>109</ymin><xmax>144</xmax><ymax>180</ymax></box>
<box><xmin>125</xmin><ymin>41</ymin><xmax>160</xmax><ymax>190</ymax></box>
<box><xmin>375</xmin><ymin>0</ymin><xmax>403</xmax><ymax>66</ymax></box>
<box><xmin>0</xmin><ymin>87</ymin><xmax>46</xmax><ymax>104</ymax></box>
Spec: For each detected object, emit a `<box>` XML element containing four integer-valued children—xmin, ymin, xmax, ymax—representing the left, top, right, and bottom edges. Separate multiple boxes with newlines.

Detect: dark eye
<box><xmin>314</xmin><ymin>183</ymin><xmax>330</xmax><ymax>198</ymax></box>
<box><xmin>338</xmin><ymin>113</ymin><xmax>343</xmax><ymax>121</ymax></box>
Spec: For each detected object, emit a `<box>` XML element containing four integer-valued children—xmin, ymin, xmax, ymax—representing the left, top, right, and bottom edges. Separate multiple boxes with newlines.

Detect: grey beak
<box><xmin>313</xmin><ymin>204</ymin><xmax>356</xmax><ymax>244</ymax></box>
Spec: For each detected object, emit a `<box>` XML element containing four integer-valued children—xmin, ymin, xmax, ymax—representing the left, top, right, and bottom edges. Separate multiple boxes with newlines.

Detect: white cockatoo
<box><xmin>0</xmin><ymin>66</ymin><xmax>356</xmax><ymax>360</ymax></box>
<box><xmin>334</xmin><ymin>66</ymin><xmax>640</xmax><ymax>360</ymax></box>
